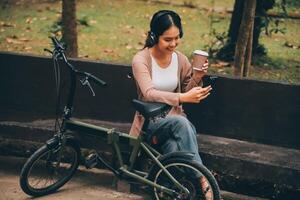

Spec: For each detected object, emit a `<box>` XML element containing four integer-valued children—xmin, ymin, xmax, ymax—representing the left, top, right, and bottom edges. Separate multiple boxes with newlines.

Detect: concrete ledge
<box><xmin>0</xmin><ymin>119</ymin><xmax>299</xmax><ymax>199</ymax></box>
<box><xmin>200</xmin><ymin>135</ymin><xmax>300</xmax><ymax>199</ymax></box>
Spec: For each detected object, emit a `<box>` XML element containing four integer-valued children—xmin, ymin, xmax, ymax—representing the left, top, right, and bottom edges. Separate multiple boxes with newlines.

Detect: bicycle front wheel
<box><xmin>19</xmin><ymin>139</ymin><xmax>80</xmax><ymax>196</ymax></box>
<box><xmin>149</xmin><ymin>158</ymin><xmax>221</xmax><ymax>200</ymax></box>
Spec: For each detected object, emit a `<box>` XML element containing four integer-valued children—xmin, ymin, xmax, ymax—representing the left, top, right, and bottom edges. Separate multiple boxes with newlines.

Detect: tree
<box><xmin>216</xmin><ymin>0</ymin><xmax>275</xmax><ymax>61</ymax></box>
<box><xmin>234</xmin><ymin>0</ymin><xmax>256</xmax><ymax>77</ymax></box>
<box><xmin>62</xmin><ymin>0</ymin><xmax>78</xmax><ymax>57</ymax></box>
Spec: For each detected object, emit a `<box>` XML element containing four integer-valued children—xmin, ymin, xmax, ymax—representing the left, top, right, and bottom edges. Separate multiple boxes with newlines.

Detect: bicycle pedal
<box><xmin>85</xmin><ymin>153</ymin><xmax>98</xmax><ymax>169</ymax></box>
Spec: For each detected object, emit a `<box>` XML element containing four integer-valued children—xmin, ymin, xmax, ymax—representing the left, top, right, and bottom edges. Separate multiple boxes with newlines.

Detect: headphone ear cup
<box><xmin>149</xmin><ymin>31</ymin><xmax>157</xmax><ymax>46</ymax></box>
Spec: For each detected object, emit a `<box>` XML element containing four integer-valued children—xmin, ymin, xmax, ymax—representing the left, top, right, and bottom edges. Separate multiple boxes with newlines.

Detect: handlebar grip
<box><xmin>89</xmin><ymin>74</ymin><xmax>107</xmax><ymax>87</ymax></box>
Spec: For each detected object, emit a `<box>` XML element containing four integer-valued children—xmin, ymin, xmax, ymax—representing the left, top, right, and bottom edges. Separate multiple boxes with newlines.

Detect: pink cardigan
<box><xmin>129</xmin><ymin>48</ymin><xmax>203</xmax><ymax>136</ymax></box>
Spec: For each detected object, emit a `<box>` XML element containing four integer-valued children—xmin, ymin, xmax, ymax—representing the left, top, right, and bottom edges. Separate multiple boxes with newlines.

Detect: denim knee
<box><xmin>167</xmin><ymin>116</ymin><xmax>191</xmax><ymax>129</ymax></box>
<box><xmin>167</xmin><ymin>116</ymin><xmax>196</xmax><ymax>137</ymax></box>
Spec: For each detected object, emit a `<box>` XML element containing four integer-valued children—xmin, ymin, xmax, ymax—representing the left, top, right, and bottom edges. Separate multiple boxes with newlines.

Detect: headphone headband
<box><xmin>150</xmin><ymin>10</ymin><xmax>180</xmax><ymax>32</ymax></box>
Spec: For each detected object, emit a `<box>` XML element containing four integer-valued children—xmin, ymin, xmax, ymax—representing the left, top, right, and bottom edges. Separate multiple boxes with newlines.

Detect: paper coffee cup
<box><xmin>192</xmin><ymin>50</ymin><xmax>209</xmax><ymax>70</ymax></box>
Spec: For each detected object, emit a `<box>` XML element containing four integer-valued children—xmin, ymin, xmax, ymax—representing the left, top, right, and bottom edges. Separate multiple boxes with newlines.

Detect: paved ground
<box><xmin>0</xmin><ymin>155</ymin><xmax>268</xmax><ymax>200</ymax></box>
<box><xmin>0</xmin><ymin>156</ymin><xmax>149</xmax><ymax>200</ymax></box>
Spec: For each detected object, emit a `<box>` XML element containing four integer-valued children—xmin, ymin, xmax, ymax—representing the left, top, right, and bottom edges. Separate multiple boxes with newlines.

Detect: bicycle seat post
<box><xmin>140</xmin><ymin>117</ymin><xmax>151</xmax><ymax>141</ymax></box>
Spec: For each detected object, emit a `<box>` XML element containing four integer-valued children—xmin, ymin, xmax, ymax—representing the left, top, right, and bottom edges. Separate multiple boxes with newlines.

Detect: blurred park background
<box><xmin>0</xmin><ymin>0</ymin><xmax>299</xmax><ymax>83</ymax></box>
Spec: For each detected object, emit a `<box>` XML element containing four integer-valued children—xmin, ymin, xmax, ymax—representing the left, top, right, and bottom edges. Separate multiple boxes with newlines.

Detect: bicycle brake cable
<box><xmin>53</xmin><ymin>49</ymin><xmax>63</xmax><ymax>133</ymax></box>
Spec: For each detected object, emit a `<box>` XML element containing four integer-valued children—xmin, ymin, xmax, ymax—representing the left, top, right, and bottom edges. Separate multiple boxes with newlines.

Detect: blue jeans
<box><xmin>147</xmin><ymin>115</ymin><xmax>203</xmax><ymax>165</ymax></box>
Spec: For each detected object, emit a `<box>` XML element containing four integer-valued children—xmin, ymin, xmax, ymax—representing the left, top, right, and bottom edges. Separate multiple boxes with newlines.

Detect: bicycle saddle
<box><xmin>132</xmin><ymin>99</ymin><xmax>171</xmax><ymax>119</ymax></box>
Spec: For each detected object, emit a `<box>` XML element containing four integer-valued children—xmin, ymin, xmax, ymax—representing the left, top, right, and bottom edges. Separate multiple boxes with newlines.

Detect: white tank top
<box><xmin>151</xmin><ymin>52</ymin><xmax>178</xmax><ymax>92</ymax></box>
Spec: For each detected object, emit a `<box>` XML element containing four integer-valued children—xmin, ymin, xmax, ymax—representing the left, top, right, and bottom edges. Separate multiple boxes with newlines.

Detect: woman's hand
<box><xmin>193</xmin><ymin>60</ymin><xmax>209</xmax><ymax>79</ymax></box>
<box><xmin>179</xmin><ymin>86</ymin><xmax>212</xmax><ymax>103</ymax></box>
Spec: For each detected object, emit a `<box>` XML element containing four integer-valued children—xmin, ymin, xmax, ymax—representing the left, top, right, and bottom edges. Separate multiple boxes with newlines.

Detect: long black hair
<box><xmin>144</xmin><ymin>10</ymin><xmax>183</xmax><ymax>48</ymax></box>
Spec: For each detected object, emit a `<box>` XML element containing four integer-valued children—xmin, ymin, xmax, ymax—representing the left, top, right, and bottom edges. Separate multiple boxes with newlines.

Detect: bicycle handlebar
<box><xmin>89</xmin><ymin>73</ymin><xmax>107</xmax><ymax>87</ymax></box>
<box><xmin>76</xmin><ymin>70</ymin><xmax>107</xmax><ymax>87</ymax></box>
<box><xmin>49</xmin><ymin>36</ymin><xmax>107</xmax><ymax>87</ymax></box>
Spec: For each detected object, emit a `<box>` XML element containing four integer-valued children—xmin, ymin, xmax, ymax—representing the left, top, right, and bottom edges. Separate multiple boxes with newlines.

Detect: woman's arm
<box><xmin>180</xmin><ymin>55</ymin><xmax>205</xmax><ymax>92</ymax></box>
<box><xmin>179</xmin><ymin>55</ymin><xmax>211</xmax><ymax>103</ymax></box>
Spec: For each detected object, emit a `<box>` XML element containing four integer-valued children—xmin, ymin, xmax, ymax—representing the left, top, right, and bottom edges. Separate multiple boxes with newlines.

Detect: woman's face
<box><xmin>157</xmin><ymin>25</ymin><xmax>180</xmax><ymax>54</ymax></box>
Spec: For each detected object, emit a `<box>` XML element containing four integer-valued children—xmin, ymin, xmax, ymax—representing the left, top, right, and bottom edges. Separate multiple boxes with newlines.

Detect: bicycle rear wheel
<box><xmin>19</xmin><ymin>139</ymin><xmax>80</xmax><ymax>196</ymax></box>
<box><xmin>149</xmin><ymin>158</ymin><xmax>220</xmax><ymax>200</ymax></box>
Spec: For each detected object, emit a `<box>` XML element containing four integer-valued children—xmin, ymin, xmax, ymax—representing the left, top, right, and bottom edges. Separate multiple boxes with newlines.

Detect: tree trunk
<box><xmin>228</xmin><ymin>0</ymin><xmax>244</xmax><ymax>43</ymax></box>
<box><xmin>234</xmin><ymin>0</ymin><xmax>256</xmax><ymax>77</ymax></box>
<box><xmin>217</xmin><ymin>0</ymin><xmax>274</xmax><ymax>61</ymax></box>
<box><xmin>243</xmin><ymin>21</ymin><xmax>254</xmax><ymax>77</ymax></box>
<box><xmin>62</xmin><ymin>0</ymin><xmax>78</xmax><ymax>58</ymax></box>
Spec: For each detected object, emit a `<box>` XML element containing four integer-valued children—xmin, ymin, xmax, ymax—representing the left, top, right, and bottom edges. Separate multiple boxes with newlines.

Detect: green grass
<box><xmin>0</xmin><ymin>0</ymin><xmax>299</xmax><ymax>84</ymax></box>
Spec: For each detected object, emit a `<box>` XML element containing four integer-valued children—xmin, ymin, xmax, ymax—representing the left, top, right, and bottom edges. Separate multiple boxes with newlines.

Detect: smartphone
<box><xmin>203</xmin><ymin>76</ymin><xmax>218</xmax><ymax>87</ymax></box>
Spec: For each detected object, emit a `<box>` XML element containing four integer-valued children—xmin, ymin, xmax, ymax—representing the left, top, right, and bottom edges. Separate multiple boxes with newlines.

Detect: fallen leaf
<box><xmin>19</xmin><ymin>37</ymin><xmax>30</xmax><ymax>42</ymax></box>
<box><xmin>89</xmin><ymin>20</ymin><xmax>97</xmax><ymax>24</ymax></box>
<box><xmin>142</xmin><ymin>32</ymin><xmax>147</xmax><ymax>38</ymax></box>
<box><xmin>6</xmin><ymin>37</ymin><xmax>22</xmax><ymax>44</ymax></box>
<box><xmin>125</xmin><ymin>25</ymin><xmax>134</xmax><ymax>29</ymax></box>
<box><xmin>78</xmin><ymin>54</ymin><xmax>89</xmax><ymax>58</ymax></box>
<box><xmin>284</xmin><ymin>41</ymin><xmax>293</xmax><ymax>48</ymax></box>
<box><xmin>103</xmin><ymin>49</ymin><xmax>114</xmax><ymax>53</ymax></box>
<box><xmin>0</xmin><ymin>22</ymin><xmax>16</xmax><ymax>27</ymax></box>
<box><xmin>135</xmin><ymin>45</ymin><xmax>143</xmax><ymax>50</ymax></box>
<box><xmin>26</xmin><ymin>18</ymin><xmax>32</xmax><ymax>24</ymax></box>
<box><xmin>23</xmin><ymin>46</ymin><xmax>32</xmax><ymax>50</ymax></box>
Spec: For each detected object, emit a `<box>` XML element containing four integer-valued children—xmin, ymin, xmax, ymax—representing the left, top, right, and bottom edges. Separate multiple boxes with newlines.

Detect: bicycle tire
<box><xmin>148</xmin><ymin>158</ymin><xmax>221</xmax><ymax>200</ymax></box>
<box><xmin>19</xmin><ymin>139</ymin><xmax>80</xmax><ymax>196</ymax></box>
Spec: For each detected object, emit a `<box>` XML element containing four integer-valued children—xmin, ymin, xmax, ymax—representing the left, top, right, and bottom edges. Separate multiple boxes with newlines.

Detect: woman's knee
<box><xmin>167</xmin><ymin>116</ymin><xmax>196</xmax><ymax>135</ymax></box>
<box><xmin>167</xmin><ymin>116</ymin><xmax>190</xmax><ymax>128</ymax></box>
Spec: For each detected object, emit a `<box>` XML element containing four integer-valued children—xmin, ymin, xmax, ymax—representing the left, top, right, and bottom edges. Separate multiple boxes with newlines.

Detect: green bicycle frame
<box><xmin>64</xmin><ymin>119</ymin><xmax>190</xmax><ymax>196</ymax></box>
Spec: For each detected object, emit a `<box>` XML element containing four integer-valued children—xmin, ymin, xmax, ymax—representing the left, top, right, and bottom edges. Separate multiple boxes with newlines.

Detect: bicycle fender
<box><xmin>46</xmin><ymin>137</ymin><xmax>59</xmax><ymax>149</ymax></box>
<box><xmin>159</xmin><ymin>151</ymin><xmax>195</xmax><ymax>162</ymax></box>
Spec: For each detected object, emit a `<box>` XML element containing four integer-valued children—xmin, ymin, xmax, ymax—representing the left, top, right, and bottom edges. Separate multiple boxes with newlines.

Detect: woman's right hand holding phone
<box><xmin>179</xmin><ymin>86</ymin><xmax>212</xmax><ymax>103</ymax></box>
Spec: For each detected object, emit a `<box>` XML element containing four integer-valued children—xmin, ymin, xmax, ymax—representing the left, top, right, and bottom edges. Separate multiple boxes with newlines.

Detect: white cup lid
<box><xmin>193</xmin><ymin>50</ymin><xmax>209</xmax><ymax>57</ymax></box>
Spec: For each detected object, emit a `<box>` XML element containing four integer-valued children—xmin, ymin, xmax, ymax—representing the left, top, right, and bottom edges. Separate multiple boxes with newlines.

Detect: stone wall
<box><xmin>1</xmin><ymin>52</ymin><xmax>299</xmax><ymax>149</ymax></box>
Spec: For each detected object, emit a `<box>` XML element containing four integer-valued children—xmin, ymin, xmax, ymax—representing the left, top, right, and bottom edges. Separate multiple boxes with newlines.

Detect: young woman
<box><xmin>130</xmin><ymin>10</ymin><xmax>213</xmax><ymax>199</ymax></box>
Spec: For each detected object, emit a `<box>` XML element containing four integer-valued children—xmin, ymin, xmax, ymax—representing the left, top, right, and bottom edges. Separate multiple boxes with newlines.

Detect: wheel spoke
<box><xmin>151</xmin><ymin>160</ymin><xmax>220</xmax><ymax>200</ymax></box>
<box><xmin>20</xmin><ymin>142</ymin><xmax>79</xmax><ymax>196</ymax></box>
